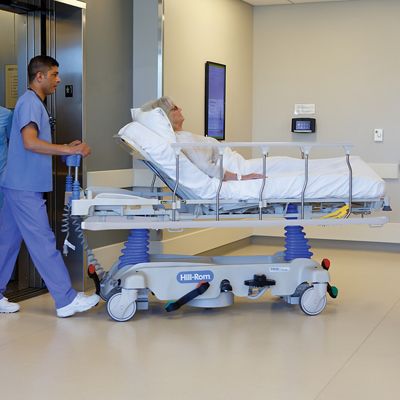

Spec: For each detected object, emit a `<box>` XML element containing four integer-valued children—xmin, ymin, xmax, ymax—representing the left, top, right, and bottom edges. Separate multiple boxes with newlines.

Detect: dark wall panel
<box><xmin>84</xmin><ymin>0</ymin><xmax>133</xmax><ymax>171</ymax></box>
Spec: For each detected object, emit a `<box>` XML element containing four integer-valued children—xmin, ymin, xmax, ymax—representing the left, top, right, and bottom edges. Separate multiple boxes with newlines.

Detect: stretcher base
<box><xmin>100</xmin><ymin>253</ymin><xmax>333</xmax><ymax>322</ymax></box>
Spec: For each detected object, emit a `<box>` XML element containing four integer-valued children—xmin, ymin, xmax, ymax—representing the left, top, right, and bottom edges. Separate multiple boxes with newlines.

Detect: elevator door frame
<box><xmin>0</xmin><ymin>5</ymin><xmax>48</xmax><ymax>301</ymax></box>
<box><xmin>1</xmin><ymin>0</ymin><xmax>87</xmax><ymax>302</ymax></box>
<box><xmin>48</xmin><ymin>0</ymin><xmax>87</xmax><ymax>290</ymax></box>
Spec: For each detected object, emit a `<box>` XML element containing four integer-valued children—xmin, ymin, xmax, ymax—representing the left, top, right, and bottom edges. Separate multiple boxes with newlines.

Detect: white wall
<box><xmin>253</xmin><ymin>0</ymin><xmax>400</xmax><ymax>221</ymax></box>
<box><xmin>84</xmin><ymin>0</ymin><xmax>133</xmax><ymax>172</ymax></box>
<box><xmin>84</xmin><ymin>0</ymin><xmax>134</xmax><ymax>248</ymax></box>
<box><xmin>162</xmin><ymin>0</ymin><xmax>253</xmax><ymax>241</ymax></box>
<box><xmin>133</xmin><ymin>0</ymin><xmax>160</xmax><ymax>108</ymax></box>
<box><xmin>89</xmin><ymin>0</ymin><xmax>254</xmax><ymax>253</ymax></box>
<box><xmin>92</xmin><ymin>0</ymin><xmax>400</xmax><ymax>264</ymax></box>
<box><xmin>163</xmin><ymin>0</ymin><xmax>253</xmax><ymax>142</ymax></box>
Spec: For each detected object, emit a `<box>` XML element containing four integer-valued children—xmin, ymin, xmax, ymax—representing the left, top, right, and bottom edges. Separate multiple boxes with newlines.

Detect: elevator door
<box><xmin>0</xmin><ymin>8</ymin><xmax>45</xmax><ymax>301</ymax></box>
<box><xmin>51</xmin><ymin>1</ymin><xmax>86</xmax><ymax>290</ymax></box>
<box><xmin>0</xmin><ymin>1</ymin><xmax>87</xmax><ymax>301</ymax></box>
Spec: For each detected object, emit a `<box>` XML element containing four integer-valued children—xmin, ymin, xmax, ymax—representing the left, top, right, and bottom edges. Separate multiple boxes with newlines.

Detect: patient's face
<box><xmin>169</xmin><ymin>104</ymin><xmax>184</xmax><ymax>131</ymax></box>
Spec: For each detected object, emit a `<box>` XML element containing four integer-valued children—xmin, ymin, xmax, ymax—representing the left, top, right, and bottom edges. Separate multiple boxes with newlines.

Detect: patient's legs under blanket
<box><xmin>222</xmin><ymin>148</ymin><xmax>263</xmax><ymax>175</ymax></box>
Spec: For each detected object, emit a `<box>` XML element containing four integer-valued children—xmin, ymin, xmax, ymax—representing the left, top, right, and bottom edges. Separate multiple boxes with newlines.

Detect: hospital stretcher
<box><xmin>66</xmin><ymin>133</ymin><xmax>390</xmax><ymax>322</ymax></box>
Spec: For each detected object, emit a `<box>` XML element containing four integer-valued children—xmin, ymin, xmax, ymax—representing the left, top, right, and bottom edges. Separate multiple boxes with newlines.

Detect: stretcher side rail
<box><xmin>115</xmin><ymin>138</ymin><xmax>359</xmax><ymax>218</ymax></box>
<box><xmin>170</xmin><ymin>141</ymin><xmax>355</xmax><ymax>221</ymax></box>
<box><xmin>70</xmin><ymin>137</ymin><xmax>389</xmax><ymax>230</ymax></box>
<box><xmin>116</xmin><ymin>136</ymin><xmax>384</xmax><ymax>217</ymax></box>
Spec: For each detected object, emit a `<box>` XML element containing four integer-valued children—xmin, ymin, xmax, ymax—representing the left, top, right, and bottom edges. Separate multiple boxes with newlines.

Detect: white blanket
<box><xmin>221</xmin><ymin>156</ymin><xmax>384</xmax><ymax>200</ymax></box>
<box><xmin>119</xmin><ymin>115</ymin><xmax>385</xmax><ymax>201</ymax></box>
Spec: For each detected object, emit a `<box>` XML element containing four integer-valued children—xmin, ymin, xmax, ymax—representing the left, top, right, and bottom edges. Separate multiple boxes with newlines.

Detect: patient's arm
<box><xmin>223</xmin><ymin>171</ymin><xmax>265</xmax><ymax>181</ymax></box>
<box><xmin>242</xmin><ymin>173</ymin><xmax>265</xmax><ymax>180</ymax></box>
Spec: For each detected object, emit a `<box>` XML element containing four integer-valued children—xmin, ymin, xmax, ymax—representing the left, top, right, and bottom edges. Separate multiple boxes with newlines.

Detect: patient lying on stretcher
<box><xmin>141</xmin><ymin>96</ymin><xmax>263</xmax><ymax>182</ymax></box>
<box><xmin>121</xmin><ymin>97</ymin><xmax>385</xmax><ymax>201</ymax></box>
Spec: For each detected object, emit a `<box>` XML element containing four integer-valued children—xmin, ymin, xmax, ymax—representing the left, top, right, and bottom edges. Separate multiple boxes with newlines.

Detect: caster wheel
<box><xmin>299</xmin><ymin>286</ymin><xmax>327</xmax><ymax>316</ymax></box>
<box><xmin>107</xmin><ymin>292</ymin><xmax>137</xmax><ymax>322</ymax></box>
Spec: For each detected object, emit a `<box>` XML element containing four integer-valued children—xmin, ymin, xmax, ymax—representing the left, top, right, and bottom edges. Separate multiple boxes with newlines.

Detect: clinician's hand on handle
<box><xmin>68</xmin><ymin>139</ymin><xmax>81</xmax><ymax>146</ymax></box>
<box><xmin>67</xmin><ymin>140</ymin><xmax>91</xmax><ymax>158</ymax></box>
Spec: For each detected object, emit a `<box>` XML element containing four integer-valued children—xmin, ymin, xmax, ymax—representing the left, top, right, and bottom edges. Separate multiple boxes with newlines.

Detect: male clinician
<box><xmin>0</xmin><ymin>55</ymin><xmax>100</xmax><ymax>317</ymax></box>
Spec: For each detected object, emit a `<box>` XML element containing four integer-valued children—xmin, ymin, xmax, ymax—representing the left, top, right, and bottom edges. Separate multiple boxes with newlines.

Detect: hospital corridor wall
<box><xmin>163</xmin><ymin>0</ymin><xmax>253</xmax><ymax>148</ymax></box>
<box><xmin>155</xmin><ymin>0</ymin><xmax>399</xmax><ymax>251</ymax></box>
<box><xmin>81</xmin><ymin>0</ymin><xmax>134</xmax><ymax>266</ymax></box>
<box><xmin>91</xmin><ymin>0</ymin><xmax>399</xmax><ymax>269</ymax></box>
<box><xmin>94</xmin><ymin>0</ymin><xmax>399</xmax><ymax>266</ymax></box>
<box><xmin>249</xmin><ymin>0</ymin><xmax>400</xmax><ymax>245</ymax></box>
<box><xmin>161</xmin><ymin>0</ymin><xmax>254</xmax><ymax>246</ymax></box>
<box><xmin>91</xmin><ymin>0</ymin><xmax>256</xmax><ymax>264</ymax></box>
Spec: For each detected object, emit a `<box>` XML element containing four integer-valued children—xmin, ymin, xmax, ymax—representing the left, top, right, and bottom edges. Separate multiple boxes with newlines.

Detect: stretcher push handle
<box><xmin>62</xmin><ymin>154</ymin><xmax>81</xmax><ymax>167</ymax></box>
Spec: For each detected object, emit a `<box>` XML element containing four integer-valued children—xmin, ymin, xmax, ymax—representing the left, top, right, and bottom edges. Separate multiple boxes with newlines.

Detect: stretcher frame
<box><xmin>68</xmin><ymin>139</ymin><xmax>390</xmax><ymax>321</ymax></box>
<box><xmin>71</xmin><ymin>139</ymin><xmax>389</xmax><ymax>230</ymax></box>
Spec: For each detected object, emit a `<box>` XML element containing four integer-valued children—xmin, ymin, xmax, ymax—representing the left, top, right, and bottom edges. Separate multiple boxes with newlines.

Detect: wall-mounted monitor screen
<box><xmin>205</xmin><ymin>61</ymin><xmax>226</xmax><ymax>140</ymax></box>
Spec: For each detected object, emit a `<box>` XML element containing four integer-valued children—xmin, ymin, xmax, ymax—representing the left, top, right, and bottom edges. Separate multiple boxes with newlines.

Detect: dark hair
<box><xmin>28</xmin><ymin>55</ymin><xmax>59</xmax><ymax>83</ymax></box>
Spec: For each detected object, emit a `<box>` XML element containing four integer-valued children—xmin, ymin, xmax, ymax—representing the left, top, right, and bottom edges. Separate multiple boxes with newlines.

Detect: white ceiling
<box><xmin>243</xmin><ymin>0</ymin><xmax>351</xmax><ymax>5</ymax></box>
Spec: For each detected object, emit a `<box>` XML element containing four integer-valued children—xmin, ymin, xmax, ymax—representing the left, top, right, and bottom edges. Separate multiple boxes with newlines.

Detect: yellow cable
<box><xmin>321</xmin><ymin>204</ymin><xmax>349</xmax><ymax>219</ymax></box>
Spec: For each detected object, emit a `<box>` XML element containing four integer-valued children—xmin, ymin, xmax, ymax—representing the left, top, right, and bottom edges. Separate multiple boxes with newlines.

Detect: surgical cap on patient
<box><xmin>141</xmin><ymin>96</ymin><xmax>175</xmax><ymax>116</ymax></box>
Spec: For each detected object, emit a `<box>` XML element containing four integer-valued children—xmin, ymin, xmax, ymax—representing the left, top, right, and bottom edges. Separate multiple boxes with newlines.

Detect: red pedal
<box><xmin>88</xmin><ymin>264</ymin><xmax>96</xmax><ymax>275</ymax></box>
<box><xmin>321</xmin><ymin>258</ymin><xmax>331</xmax><ymax>270</ymax></box>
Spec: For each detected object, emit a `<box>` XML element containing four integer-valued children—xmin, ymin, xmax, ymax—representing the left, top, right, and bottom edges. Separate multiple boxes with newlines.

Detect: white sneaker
<box><xmin>0</xmin><ymin>297</ymin><xmax>20</xmax><ymax>313</ymax></box>
<box><xmin>56</xmin><ymin>292</ymin><xmax>100</xmax><ymax>318</ymax></box>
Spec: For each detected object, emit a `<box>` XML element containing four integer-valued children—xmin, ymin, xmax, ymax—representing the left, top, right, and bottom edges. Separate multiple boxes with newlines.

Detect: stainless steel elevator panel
<box><xmin>1</xmin><ymin>0</ymin><xmax>88</xmax><ymax>298</ymax></box>
<box><xmin>52</xmin><ymin>1</ymin><xmax>87</xmax><ymax>290</ymax></box>
<box><xmin>0</xmin><ymin>6</ymin><xmax>47</xmax><ymax>300</ymax></box>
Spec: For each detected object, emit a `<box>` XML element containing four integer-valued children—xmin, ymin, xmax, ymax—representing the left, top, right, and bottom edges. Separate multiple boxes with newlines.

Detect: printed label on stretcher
<box><xmin>269</xmin><ymin>266</ymin><xmax>290</xmax><ymax>272</ymax></box>
<box><xmin>177</xmin><ymin>270</ymin><xmax>214</xmax><ymax>283</ymax></box>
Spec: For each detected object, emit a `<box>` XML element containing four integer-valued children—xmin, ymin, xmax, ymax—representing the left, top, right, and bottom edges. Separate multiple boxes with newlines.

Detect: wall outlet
<box><xmin>374</xmin><ymin>128</ymin><xmax>383</xmax><ymax>142</ymax></box>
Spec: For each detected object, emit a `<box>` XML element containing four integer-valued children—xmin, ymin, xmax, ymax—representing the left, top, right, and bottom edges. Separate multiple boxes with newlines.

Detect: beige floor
<box><xmin>1</xmin><ymin>240</ymin><xmax>399</xmax><ymax>400</ymax></box>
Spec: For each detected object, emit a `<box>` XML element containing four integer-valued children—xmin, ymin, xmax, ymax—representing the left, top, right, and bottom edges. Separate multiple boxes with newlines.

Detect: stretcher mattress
<box><xmin>119</xmin><ymin>117</ymin><xmax>385</xmax><ymax>201</ymax></box>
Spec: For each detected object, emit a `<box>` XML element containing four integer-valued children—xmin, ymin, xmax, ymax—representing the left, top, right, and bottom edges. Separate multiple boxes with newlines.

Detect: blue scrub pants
<box><xmin>0</xmin><ymin>134</ymin><xmax>7</xmax><ymax>209</ymax></box>
<box><xmin>0</xmin><ymin>188</ymin><xmax>77</xmax><ymax>308</ymax></box>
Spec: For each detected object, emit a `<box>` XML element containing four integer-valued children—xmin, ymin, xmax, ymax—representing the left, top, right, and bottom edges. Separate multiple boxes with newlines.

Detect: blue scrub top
<box><xmin>1</xmin><ymin>90</ymin><xmax>53</xmax><ymax>192</ymax></box>
<box><xmin>0</xmin><ymin>106</ymin><xmax>13</xmax><ymax>184</ymax></box>
<box><xmin>0</xmin><ymin>106</ymin><xmax>13</xmax><ymax>209</ymax></box>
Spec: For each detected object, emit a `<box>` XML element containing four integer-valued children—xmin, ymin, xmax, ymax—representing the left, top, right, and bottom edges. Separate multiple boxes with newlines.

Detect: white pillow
<box><xmin>118</xmin><ymin>121</ymin><xmax>219</xmax><ymax>199</ymax></box>
<box><xmin>131</xmin><ymin>107</ymin><xmax>176</xmax><ymax>143</ymax></box>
